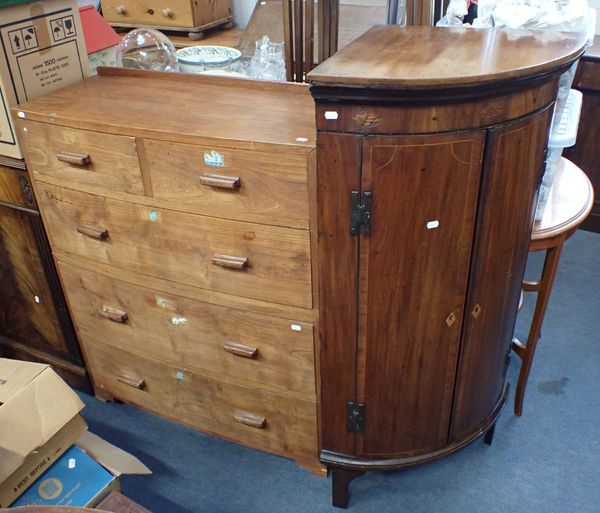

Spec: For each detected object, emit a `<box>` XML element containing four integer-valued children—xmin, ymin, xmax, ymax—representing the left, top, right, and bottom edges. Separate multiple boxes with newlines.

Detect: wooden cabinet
<box><xmin>0</xmin><ymin>157</ymin><xmax>89</xmax><ymax>390</ymax></box>
<box><xmin>100</xmin><ymin>0</ymin><xmax>233</xmax><ymax>38</ymax></box>
<box><xmin>308</xmin><ymin>25</ymin><xmax>586</xmax><ymax>506</ymax></box>
<box><xmin>14</xmin><ymin>69</ymin><xmax>321</xmax><ymax>473</ymax></box>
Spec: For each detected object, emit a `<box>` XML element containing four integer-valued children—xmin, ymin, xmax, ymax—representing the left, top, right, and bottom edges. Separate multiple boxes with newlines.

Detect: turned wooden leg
<box><xmin>331</xmin><ymin>468</ymin><xmax>365</xmax><ymax>508</ymax></box>
<box><xmin>514</xmin><ymin>239</ymin><xmax>565</xmax><ymax>416</ymax></box>
<box><xmin>483</xmin><ymin>422</ymin><xmax>496</xmax><ymax>446</ymax></box>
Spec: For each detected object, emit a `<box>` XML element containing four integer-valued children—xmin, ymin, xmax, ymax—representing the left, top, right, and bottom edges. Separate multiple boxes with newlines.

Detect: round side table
<box><xmin>513</xmin><ymin>157</ymin><xmax>594</xmax><ymax>416</ymax></box>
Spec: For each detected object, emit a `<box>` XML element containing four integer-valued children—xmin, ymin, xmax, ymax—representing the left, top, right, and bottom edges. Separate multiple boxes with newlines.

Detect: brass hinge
<box><xmin>350</xmin><ymin>191</ymin><xmax>372</xmax><ymax>236</ymax></box>
<box><xmin>347</xmin><ymin>401</ymin><xmax>365</xmax><ymax>432</ymax></box>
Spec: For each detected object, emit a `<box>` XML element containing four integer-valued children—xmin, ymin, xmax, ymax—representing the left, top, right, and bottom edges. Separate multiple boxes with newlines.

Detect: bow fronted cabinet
<box><xmin>308</xmin><ymin>26</ymin><xmax>587</xmax><ymax>507</ymax></box>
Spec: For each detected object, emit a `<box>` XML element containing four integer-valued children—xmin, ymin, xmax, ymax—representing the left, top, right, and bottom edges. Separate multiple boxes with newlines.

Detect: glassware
<box><xmin>249</xmin><ymin>36</ymin><xmax>286</xmax><ymax>81</ymax></box>
<box><xmin>117</xmin><ymin>28</ymin><xmax>179</xmax><ymax>72</ymax></box>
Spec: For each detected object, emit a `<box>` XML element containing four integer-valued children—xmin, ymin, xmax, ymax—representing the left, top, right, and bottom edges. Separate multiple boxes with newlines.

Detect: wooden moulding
<box><xmin>320</xmin><ymin>385</ymin><xmax>509</xmax><ymax>471</ymax></box>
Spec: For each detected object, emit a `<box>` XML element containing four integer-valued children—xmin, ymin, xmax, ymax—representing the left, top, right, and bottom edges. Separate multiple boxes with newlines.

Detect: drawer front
<box><xmin>59</xmin><ymin>261</ymin><xmax>316</xmax><ymax>397</ymax></box>
<box><xmin>102</xmin><ymin>0</ymin><xmax>194</xmax><ymax>27</ymax></box>
<box><xmin>38</xmin><ymin>183</ymin><xmax>312</xmax><ymax>308</ymax></box>
<box><xmin>85</xmin><ymin>340</ymin><xmax>318</xmax><ymax>462</ymax></box>
<box><xmin>144</xmin><ymin>139</ymin><xmax>310</xmax><ymax>229</ymax></box>
<box><xmin>0</xmin><ymin>165</ymin><xmax>36</xmax><ymax>209</ymax></box>
<box><xmin>20</xmin><ymin>121</ymin><xmax>144</xmax><ymax>195</ymax></box>
<box><xmin>578</xmin><ymin>58</ymin><xmax>600</xmax><ymax>91</ymax></box>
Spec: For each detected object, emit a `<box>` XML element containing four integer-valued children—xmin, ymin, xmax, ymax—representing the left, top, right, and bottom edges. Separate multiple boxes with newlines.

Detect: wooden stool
<box><xmin>513</xmin><ymin>157</ymin><xmax>594</xmax><ymax>416</ymax></box>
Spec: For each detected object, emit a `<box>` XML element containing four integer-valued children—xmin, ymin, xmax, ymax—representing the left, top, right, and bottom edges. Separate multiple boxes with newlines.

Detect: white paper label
<box><xmin>426</xmin><ymin>220</ymin><xmax>440</xmax><ymax>230</ymax></box>
<box><xmin>291</xmin><ymin>324</ymin><xmax>302</xmax><ymax>331</ymax></box>
<box><xmin>324</xmin><ymin>111</ymin><xmax>339</xmax><ymax>120</ymax></box>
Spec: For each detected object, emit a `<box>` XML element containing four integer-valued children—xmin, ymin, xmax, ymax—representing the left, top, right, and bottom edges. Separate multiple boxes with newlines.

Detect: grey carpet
<box><xmin>79</xmin><ymin>229</ymin><xmax>600</xmax><ymax>513</ymax></box>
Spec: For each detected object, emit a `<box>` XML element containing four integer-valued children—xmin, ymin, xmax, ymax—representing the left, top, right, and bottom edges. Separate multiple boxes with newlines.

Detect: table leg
<box><xmin>514</xmin><ymin>238</ymin><xmax>565</xmax><ymax>416</ymax></box>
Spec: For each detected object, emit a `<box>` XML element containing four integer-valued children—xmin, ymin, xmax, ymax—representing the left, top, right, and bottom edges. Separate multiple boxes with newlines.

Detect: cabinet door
<box><xmin>356</xmin><ymin>132</ymin><xmax>485</xmax><ymax>458</ymax></box>
<box><xmin>0</xmin><ymin>205</ymin><xmax>80</xmax><ymax>363</ymax></box>
<box><xmin>450</xmin><ymin>107</ymin><xmax>553</xmax><ymax>440</ymax></box>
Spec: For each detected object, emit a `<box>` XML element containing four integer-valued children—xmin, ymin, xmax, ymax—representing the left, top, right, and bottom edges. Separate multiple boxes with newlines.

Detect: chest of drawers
<box><xmin>14</xmin><ymin>68</ymin><xmax>321</xmax><ymax>473</ymax></box>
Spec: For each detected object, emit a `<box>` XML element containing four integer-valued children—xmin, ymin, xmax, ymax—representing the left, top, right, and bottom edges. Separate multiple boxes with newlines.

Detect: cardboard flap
<box><xmin>0</xmin><ymin>365</ymin><xmax>85</xmax><ymax>483</ymax></box>
<box><xmin>76</xmin><ymin>431</ymin><xmax>152</xmax><ymax>476</ymax></box>
<box><xmin>0</xmin><ymin>358</ymin><xmax>47</xmax><ymax>404</ymax></box>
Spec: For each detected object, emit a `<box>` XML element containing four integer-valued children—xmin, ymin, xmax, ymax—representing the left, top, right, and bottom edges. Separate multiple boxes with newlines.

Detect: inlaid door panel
<box><xmin>316</xmin><ymin>132</ymin><xmax>362</xmax><ymax>456</ymax></box>
<box><xmin>450</xmin><ymin>106</ymin><xmax>554</xmax><ymax>440</ymax></box>
<box><xmin>356</xmin><ymin>132</ymin><xmax>485</xmax><ymax>458</ymax></box>
<box><xmin>0</xmin><ymin>206</ymin><xmax>70</xmax><ymax>358</ymax></box>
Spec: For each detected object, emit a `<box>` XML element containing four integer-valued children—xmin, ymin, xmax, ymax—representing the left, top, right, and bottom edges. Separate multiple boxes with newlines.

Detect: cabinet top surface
<box><xmin>13</xmin><ymin>68</ymin><xmax>316</xmax><ymax>154</ymax></box>
<box><xmin>308</xmin><ymin>25</ymin><xmax>587</xmax><ymax>88</ymax></box>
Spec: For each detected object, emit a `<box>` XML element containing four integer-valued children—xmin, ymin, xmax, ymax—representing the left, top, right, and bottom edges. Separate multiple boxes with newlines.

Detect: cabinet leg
<box><xmin>483</xmin><ymin>422</ymin><xmax>496</xmax><ymax>446</ymax></box>
<box><xmin>331</xmin><ymin>468</ymin><xmax>364</xmax><ymax>508</ymax></box>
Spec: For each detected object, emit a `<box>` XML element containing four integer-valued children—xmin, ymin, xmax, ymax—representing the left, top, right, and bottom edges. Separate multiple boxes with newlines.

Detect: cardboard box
<box><xmin>0</xmin><ymin>0</ymin><xmax>89</xmax><ymax>159</ymax></box>
<box><xmin>79</xmin><ymin>5</ymin><xmax>120</xmax><ymax>76</ymax></box>
<box><xmin>0</xmin><ymin>358</ymin><xmax>87</xmax><ymax>507</ymax></box>
<box><xmin>12</xmin><ymin>432</ymin><xmax>151</xmax><ymax>508</ymax></box>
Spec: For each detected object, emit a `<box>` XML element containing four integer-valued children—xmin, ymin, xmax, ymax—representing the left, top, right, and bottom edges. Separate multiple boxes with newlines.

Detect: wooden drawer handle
<box><xmin>200</xmin><ymin>173</ymin><xmax>240</xmax><ymax>190</ymax></box>
<box><xmin>211</xmin><ymin>254</ymin><xmax>248</xmax><ymax>270</ymax></box>
<box><xmin>116</xmin><ymin>372</ymin><xmax>144</xmax><ymax>389</ymax></box>
<box><xmin>77</xmin><ymin>224</ymin><xmax>108</xmax><ymax>240</ymax></box>
<box><xmin>115</xmin><ymin>5</ymin><xmax>127</xmax><ymax>14</ymax></box>
<box><xmin>224</xmin><ymin>340</ymin><xmax>258</xmax><ymax>359</ymax></box>
<box><xmin>234</xmin><ymin>410</ymin><xmax>266</xmax><ymax>429</ymax></box>
<box><xmin>162</xmin><ymin>7</ymin><xmax>173</xmax><ymax>17</ymax></box>
<box><xmin>57</xmin><ymin>151</ymin><xmax>91</xmax><ymax>166</ymax></box>
<box><xmin>100</xmin><ymin>306</ymin><xmax>128</xmax><ymax>323</ymax></box>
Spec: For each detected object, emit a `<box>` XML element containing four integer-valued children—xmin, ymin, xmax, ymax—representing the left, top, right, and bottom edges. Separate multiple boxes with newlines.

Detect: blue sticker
<box><xmin>177</xmin><ymin>371</ymin><xmax>184</xmax><ymax>381</ymax></box>
<box><xmin>149</xmin><ymin>211</ymin><xmax>158</xmax><ymax>222</ymax></box>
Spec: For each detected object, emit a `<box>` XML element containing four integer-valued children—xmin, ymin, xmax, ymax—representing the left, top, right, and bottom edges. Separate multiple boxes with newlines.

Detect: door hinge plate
<box><xmin>350</xmin><ymin>191</ymin><xmax>372</xmax><ymax>236</ymax></box>
<box><xmin>347</xmin><ymin>401</ymin><xmax>365</xmax><ymax>432</ymax></box>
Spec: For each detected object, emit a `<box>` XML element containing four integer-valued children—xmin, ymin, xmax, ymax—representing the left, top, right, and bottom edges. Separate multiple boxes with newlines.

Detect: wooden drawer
<box><xmin>59</xmin><ymin>261</ymin><xmax>316</xmax><ymax>397</ymax></box>
<box><xmin>578</xmin><ymin>58</ymin><xmax>600</xmax><ymax>91</ymax></box>
<box><xmin>20</xmin><ymin>121</ymin><xmax>144</xmax><ymax>196</ymax></box>
<box><xmin>38</xmin><ymin>183</ymin><xmax>312</xmax><ymax>308</ymax></box>
<box><xmin>0</xmin><ymin>164</ymin><xmax>36</xmax><ymax>209</ymax></box>
<box><xmin>84</xmin><ymin>340</ymin><xmax>318</xmax><ymax>465</ymax></box>
<box><xmin>101</xmin><ymin>0</ymin><xmax>195</xmax><ymax>27</ymax></box>
<box><xmin>143</xmin><ymin>139</ymin><xmax>311</xmax><ymax>229</ymax></box>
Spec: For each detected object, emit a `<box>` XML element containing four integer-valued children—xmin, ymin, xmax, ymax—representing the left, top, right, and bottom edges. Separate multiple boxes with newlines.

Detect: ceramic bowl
<box><xmin>176</xmin><ymin>45</ymin><xmax>242</xmax><ymax>73</ymax></box>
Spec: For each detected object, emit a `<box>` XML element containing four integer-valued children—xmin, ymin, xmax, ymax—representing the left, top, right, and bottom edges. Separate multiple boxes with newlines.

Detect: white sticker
<box><xmin>34</xmin><ymin>295</ymin><xmax>40</xmax><ymax>304</ymax></box>
<box><xmin>17</xmin><ymin>111</ymin><xmax>25</xmax><ymax>118</ymax></box>
<box><xmin>171</xmin><ymin>316</ymin><xmax>187</xmax><ymax>326</ymax></box>
<box><xmin>324</xmin><ymin>111</ymin><xmax>339</xmax><ymax>120</ymax></box>
<box><xmin>427</xmin><ymin>220</ymin><xmax>440</xmax><ymax>230</ymax></box>
<box><xmin>23</xmin><ymin>127</ymin><xmax>28</xmax><ymax>132</ymax></box>
<box><xmin>296</xmin><ymin>137</ymin><xmax>308</xmax><ymax>142</ymax></box>
<box><xmin>68</xmin><ymin>458</ymin><xmax>76</xmax><ymax>469</ymax></box>
<box><xmin>204</xmin><ymin>150</ymin><xmax>225</xmax><ymax>167</ymax></box>
<box><xmin>291</xmin><ymin>324</ymin><xmax>302</xmax><ymax>331</ymax></box>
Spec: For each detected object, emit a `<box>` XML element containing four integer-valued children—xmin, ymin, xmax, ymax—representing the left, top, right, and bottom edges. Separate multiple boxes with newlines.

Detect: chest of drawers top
<box><xmin>13</xmin><ymin>68</ymin><xmax>316</xmax><ymax>155</ymax></box>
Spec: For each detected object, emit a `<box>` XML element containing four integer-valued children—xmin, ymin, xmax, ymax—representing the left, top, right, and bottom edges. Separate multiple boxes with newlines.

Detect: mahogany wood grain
<box><xmin>83</xmin><ymin>339</ymin><xmax>319</xmax><ymax>469</ymax></box>
<box><xmin>316</xmin><ymin>132</ymin><xmax>361</xmax><ymax>455</ymax></box>
<box><xmin>450</xmin><ymin>107</ymin><xmax>553</xmax><ymax>440</ymax></box>
<box><xmin>35</xmin><ymin>183</ymin><xmax>312</xmax><ymax>308</ymax></box>
<box><xmin>20</xmin><ymin>121</ymin><xmax>144</xmax><ymax>196</ymax></box>
<box><xmin>308</xmin><ymin>25</ymin><xmax>587</xmax><ymax>87</ymax></box>
<box><xmin>313</xmin><ymin>80</ymin><xmax>557</xmax><ymax>134</ymax></box>
<box><xmin>0</xmin><ymin>164</ymin><xmax>36</xmax><ymax>208</ymax></box>
<box><xmin>142</xmin><ymin>138</ymin><xmax>310</xmax><ymax>229</ymax></box>
<box><xmin>565</xmin><ymin>56</ymin><xmax>600</xmax><ymax>232</ymax></box>
<box><xmin>0</xmin><ymin>206</ymin><xmax>67</xmax><ymax>356</ymax></box>
<box><xmin>356</xmin><ymin>132</ymin><xmax>484</xmax><ymax>458</ymax></box>
<box><xmin>57</xmin><ymin>261</ymin><xmax>316</xmax><ymax>397</ymax></box>
<box><xmin>13</xmin><ymin>70</ymin><xmax>316</xmax><ymax>156</ymax></box>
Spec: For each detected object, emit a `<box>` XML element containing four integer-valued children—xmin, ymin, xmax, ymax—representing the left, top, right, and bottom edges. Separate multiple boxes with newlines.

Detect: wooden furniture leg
<box><xmin>331</xmin><ymin>468</ymin><xmax>365</xmax><ymax>508</ymax></box>
<box><xmin>483</xmin><ymin>421</ymin><xmax>496</xmax><ymax>445</ymax></box>
<box><xmin>512</xmin><ymin>236</ymin><xmax>565</xmax><ymax>416</ymax></box>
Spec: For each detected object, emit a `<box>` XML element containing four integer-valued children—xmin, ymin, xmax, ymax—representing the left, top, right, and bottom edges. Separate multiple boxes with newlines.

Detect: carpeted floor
<box><xmin>79</xmin><ymin>229</ymin><xmax>600</xmax><ymax>513</ymax></box>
